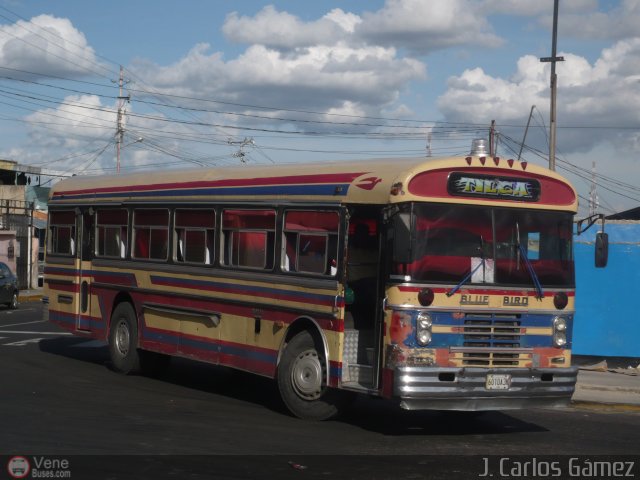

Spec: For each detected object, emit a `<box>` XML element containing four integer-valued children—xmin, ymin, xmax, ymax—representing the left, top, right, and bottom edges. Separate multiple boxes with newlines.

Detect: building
<box><xmin>0</xmin><ymin>159</ymin><xmax>49</xmax><ymax>289</ymax></box>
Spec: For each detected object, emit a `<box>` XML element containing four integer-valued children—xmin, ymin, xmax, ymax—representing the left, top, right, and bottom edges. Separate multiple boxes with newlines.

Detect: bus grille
<box><xmin>456</xmin><ymin>314</ymin><xmax>528</xmax><ymax>367</ymax></box>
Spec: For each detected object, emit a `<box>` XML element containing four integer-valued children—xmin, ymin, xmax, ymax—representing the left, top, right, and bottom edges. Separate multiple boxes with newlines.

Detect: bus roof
<box><xmin>49</xmin><ymin>155</ymin><xmax>577</xmax><ymax>212</ymax></box>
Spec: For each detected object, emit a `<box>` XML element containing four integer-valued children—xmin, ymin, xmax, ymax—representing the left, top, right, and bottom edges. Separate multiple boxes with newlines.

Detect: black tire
<box><xmin>108</xmin><ymin>302</ymin><xmax>141</xmax><ymax>374</ymax></box>
<box><xmin>277</xmin><ymin>330</ymin><xmax>350</xmax><ymax>421</ymax></box>
<box><xmin>139</xmin><ymin>350</ymin><xmax>171</xmax><ymax>377</ymax></box>
<box><xmin>7</xmin><ymin>291</ymin><xmax>18</xmax><ymax>310</ymax></box>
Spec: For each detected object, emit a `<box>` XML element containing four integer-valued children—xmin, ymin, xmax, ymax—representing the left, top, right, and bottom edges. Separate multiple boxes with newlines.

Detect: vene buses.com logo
<box><xmin>7</xmin><ymin>456</ymin><xmax>30</xmax><ymax>479</ymax></box>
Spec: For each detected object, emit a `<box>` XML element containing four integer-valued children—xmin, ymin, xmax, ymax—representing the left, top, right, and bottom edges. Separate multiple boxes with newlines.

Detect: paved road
<box><xmin>1</xmin><ymin>302</ymin><xmax>639</xmax><ymax>479</ymax></box>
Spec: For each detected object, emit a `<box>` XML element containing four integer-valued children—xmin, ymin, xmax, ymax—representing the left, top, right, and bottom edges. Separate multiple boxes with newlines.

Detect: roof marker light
<box><xmin>465</xmin><ymin>156</ymin><xmax>472</xmax><ymax>165</ymax></box>
<box><xmin>493</xmin><ymin>157</ymin><xmax>500</xmax><ymax>166</ymax></box>
<box><xmin>521</xmin><ymin>161</ymin><xmax>528</xmax><ymax>170</ymax></box>
<box><xmin>479</xmin><ymin>156</ymin><xmax>486</xmax><ymax>165</ymax></box>
<box><xmin>507</xmin><ymin>159</ymin><xmax>514</xmax><ymax>168</ymax></box>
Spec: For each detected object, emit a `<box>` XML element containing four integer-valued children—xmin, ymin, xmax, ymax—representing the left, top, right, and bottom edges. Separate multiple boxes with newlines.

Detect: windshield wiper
<box><xmin>446</xmin><ymin>258</ymin><xmax>485</xmax><ymax>297</ymax></box>
<box><xmin>446</xmin><ymin>236</ymin><xmax>486</xmax><ymax>297</ymax></box>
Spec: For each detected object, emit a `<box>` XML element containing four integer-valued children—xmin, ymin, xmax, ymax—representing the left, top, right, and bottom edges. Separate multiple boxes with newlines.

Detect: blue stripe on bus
<box><xmin>49</xmin><ymin>310</ymin><xmax>105</xmax><ymax>330</ymax></box>
<box><xmin>44</xmin><ymin>267</ymin><xmax>138</xmax><ymax>286</ymax></box>
<box><xmin>51</xmin><ymin>183</ymin><xmax>351</xmax><ymax>201</ymax></box>
<box><xmin>426</xmin><ymin>333</ymin><xmax>559</xmax><ymax>348</ymax></box>
<box><xmin>143</xmin><ymin>328</ymin><xmax>277</xmax><ymax>364</ymax></box>
<box><xmin>150</xmin><ymin>275</ymin><xmax>336</xmax><ymax>304</ymax></box>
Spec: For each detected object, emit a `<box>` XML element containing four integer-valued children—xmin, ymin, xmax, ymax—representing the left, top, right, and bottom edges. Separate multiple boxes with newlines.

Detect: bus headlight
<box><xmin>553</xmin><ymin>332</ymin><xmax>567</xmax><ymax>347</ymax></box>
<box><xmin>553</xmin><ymin>316</ymin><xmax>567</xmax><ymax>332</ymax></box>
<box><xmin>416</xmin><ymin>312</ymin><xmax>432</xmax><ymax>346</ymax></box>
<box><xmin>553</xmin><ymin>316</ymin><xmax>568</xmax><ymax>347</ymax></box>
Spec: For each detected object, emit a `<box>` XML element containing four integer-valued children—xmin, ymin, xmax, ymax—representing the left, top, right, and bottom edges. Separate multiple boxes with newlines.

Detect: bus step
<box><xmin>343</xmin><ymin>329</ymin><xmax>374</xmax><ymax>366</ymax></box>
<box><xmin>343</xmin><ymin>364</ymin><xmax>374</xmax><ymax>386</ymax></box>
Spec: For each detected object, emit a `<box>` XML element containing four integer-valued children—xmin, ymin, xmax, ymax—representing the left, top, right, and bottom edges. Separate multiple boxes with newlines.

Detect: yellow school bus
<box><xmin>43</xmin><ymin>144</ymin><xmax>578</xmax><ymax>419</ymax></box>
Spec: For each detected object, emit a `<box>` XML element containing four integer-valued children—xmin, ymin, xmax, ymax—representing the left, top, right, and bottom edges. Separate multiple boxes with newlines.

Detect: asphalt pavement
<box><xmin>19</xmin><ymin>288</ymin><xmax>640</xmax><ymax>410</ymax></box>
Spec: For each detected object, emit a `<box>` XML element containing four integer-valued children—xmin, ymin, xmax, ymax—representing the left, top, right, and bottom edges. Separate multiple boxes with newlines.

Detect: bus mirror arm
<box><xmin>576</xmin><ymin>213</ymin><xmax>605</xmax><ymax>235</ymax></box>
<box><xmin>576</xmin><ymin>214</ymin><xmax>608</xmax><ymax>268</ymax></box>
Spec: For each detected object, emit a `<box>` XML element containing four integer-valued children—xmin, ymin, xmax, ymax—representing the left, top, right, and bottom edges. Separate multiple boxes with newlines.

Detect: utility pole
<box><xmin>114</xmin><ymin>66</ymin><xmax>131</xmax><ymax>174</ymax></box>
<box><xmin>540</xmin><ymin>0</ymin><xmax>564</xmax><ymax>171</ymax></box>
<box><xmin>489</xmin><ymin>120</ymin><xmax>498</xmax><ymax>157</ymax></box>
<box><xmin>426</xmin><ymin>132</ymin><xmax>432</xmax><ymax>157</ymax></box>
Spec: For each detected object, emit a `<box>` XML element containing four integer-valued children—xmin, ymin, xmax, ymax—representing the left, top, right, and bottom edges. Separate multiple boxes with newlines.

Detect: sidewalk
<box><xmin>19</xmin><ymin>289</ymin><xmax>640</xmax><ymax>409</ymax></box>
<box><xmin>572</xmin><ymin>362</ymin><xmax>640</xmax><ymax>409</ymax></box>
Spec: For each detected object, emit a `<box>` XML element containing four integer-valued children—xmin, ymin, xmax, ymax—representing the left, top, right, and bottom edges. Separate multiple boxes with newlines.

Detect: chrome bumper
<box><xmin>394</xmin><ymin>366</ymin><xmax>578</xmax><ymax>411</ymax></box>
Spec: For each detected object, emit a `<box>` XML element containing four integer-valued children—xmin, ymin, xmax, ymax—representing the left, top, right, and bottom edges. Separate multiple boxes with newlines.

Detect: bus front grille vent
<box><xmin>460</xmin><ymin>315</ymin><xmax>523</xmax><ymax>367</ymax></box>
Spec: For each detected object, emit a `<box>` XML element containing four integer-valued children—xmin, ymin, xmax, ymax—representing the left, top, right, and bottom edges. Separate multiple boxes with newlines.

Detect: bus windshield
<box><xmin>394</xmin><ymin>204</ymin><xmax>574</xmax><ymax>287</ymax></box>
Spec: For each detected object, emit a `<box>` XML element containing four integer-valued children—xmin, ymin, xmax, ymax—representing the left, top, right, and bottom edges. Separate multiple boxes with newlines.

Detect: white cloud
<box><xmin>130</xmin><ymin>42</ymin><xmax>426</xmax><ymax>128</ymax></box>
<box><xmin>25</xmin><ymin>94</ymin><xmax>115</xmax><ymax>149</ymax></box>
<box><xmin>356</xmin><ymin>0</ymin><xmax>504</xmax><ymax>54</ymax></box>
<box><xmin>437</xmin><ymin>38</ymin><xmax>640</xmax><ymax>155</ymax></box>
<box><xmin>541</xmin><ymin>0</ymin><xmax>640</xmax><ymax>41</ymax></box>
<box><xmin>478</xmin><ymin>0</ymin><xmax>597</xmax><ymax>16</ymax></box>
<box><xmin>222</xmin><ymin>5</ymin><xmax>356</xmax><ymax>49</ymax></box>
<box><xmin>0</xmin><ymin>15</ymin><xmax>104</xmax><ymax>78</ymax></box>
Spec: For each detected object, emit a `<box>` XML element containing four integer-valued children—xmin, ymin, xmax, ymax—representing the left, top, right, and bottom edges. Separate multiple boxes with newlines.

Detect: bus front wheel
<box><xmin>277</xmin><ymin>330</ymin><xmax>348</xmax><ymax>421</ymax></box>
<box><xmin>108</xmin><ymin>302</ymin><xmax>141</xmax><ymax>374</ymax></box>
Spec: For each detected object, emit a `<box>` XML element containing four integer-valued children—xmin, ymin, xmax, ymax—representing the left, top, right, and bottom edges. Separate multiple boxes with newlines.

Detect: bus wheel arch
<box><xmin>276</xmin><ymin>318</ymin><xmax>345</xmax><ymax>420</ymax></box>
<box><xmin>108</xmin><ymin>295</ymin><xmax>141</xmax><ymax>375</ymax></box>
<box><xmin>278</xmin><ymin>317</ymin><xmax>330</xmax><ymax>373</ymax></box>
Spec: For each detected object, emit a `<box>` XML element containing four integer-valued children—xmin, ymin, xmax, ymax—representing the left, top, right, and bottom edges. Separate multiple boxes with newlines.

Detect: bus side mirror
<box><xmin>595</xmin><ymin>232</ymin><xmax>608</xmax><ymax>268</ymax></box>
<box><xmin>392</xmin><ymin>213</ymin><xmax>412</xmax><ymax>264</ymax></box>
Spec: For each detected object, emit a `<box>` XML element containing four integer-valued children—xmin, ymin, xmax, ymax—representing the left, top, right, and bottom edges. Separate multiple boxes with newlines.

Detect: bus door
<box><xmin>74</xmin><ymin>209</ymin><xmax>94</xmax><ymax>332</ymax></box>
<box><xmin>342</xmin><ymin>210</ymin><xmax>384</xmax><ymax>390</ymax></box>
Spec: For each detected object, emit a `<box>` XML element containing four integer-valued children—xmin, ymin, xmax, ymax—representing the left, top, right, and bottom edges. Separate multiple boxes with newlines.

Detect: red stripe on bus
<box><xmin>53</xmin><ymin>172</ymin><xmax>368</xmax><ymax>197</ymax></box>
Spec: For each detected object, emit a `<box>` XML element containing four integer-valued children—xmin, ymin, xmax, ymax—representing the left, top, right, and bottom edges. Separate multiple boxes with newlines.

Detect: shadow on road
<box><xmin>339</xmin><ymin>397</ymin><xmax>549</xmax><ymax>435</ymax></box>
<box><xmin>38</xmin><ymin>336</ymin><xmax>549</xmax><ymax>436</ymax></box>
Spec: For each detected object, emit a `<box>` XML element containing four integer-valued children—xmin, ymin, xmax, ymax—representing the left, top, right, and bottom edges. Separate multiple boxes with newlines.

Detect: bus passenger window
<box><xmin>132</xmin><ymin>209</ymin><xmax>169</xmax><ymax>261</ymax></box>
<box><xmin>96</xmin><ymin>209</ymin><xmax>128</xmax><ymax>258</ymax></box>
<box><xmin>283</xmin><ymin>210</ymin><xmax>339</xmax><ymax>276</ymax></box>
<box><xmin>175</xmin><ymin>209</ymin><xmax>215</xmax><ymax>264</ymax></box>
<box><xmin>221</xmin><ymin>209</ymin><xmax>275</xmax><ymax>270</ymax></box>
<box><xmin>47</xmin><ymin>210</ymin><xmax>76</xmax><ymax>256</ymax></box>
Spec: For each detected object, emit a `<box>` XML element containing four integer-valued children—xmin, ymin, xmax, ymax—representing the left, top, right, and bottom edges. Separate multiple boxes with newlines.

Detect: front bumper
<box><xmin>394</xmin><ymin>366</ymin><xmax>578</xmax><ymax>411</ymax></box>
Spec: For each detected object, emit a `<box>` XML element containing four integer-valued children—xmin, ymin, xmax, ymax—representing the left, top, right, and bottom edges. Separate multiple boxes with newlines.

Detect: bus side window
<box><xmin>174</xmin><ymin>209</ymin><xmax>215</xmax><ymax>265</ymax></box>
<box><xmin>132</xmin><ymin>209</ymin><xmax>169</xmax><ymax>261</ymax></box>
<box><xmin>283</xmin><ymin>210</ymin><xmax>339</xmax><ymax>276</ymax></box>
<box><xmin>48</xmin><ymin>210</ymin><xmax>76</xmax><ymax>256</ymax></box>
<box><xmin>221</xmin><ymin>209</ymin><xmax>276</xmax><ymax>270</ymax></box>
<box><xmin>96</xmin><ymin>209</ymin><xmax>128</xmax><ymax>259</ymax></box>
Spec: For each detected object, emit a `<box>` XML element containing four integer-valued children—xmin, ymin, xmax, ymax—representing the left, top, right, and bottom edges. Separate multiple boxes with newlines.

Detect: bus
<box><xmin>43</xmin><ymin>142</ymin><xmax>581</xmax><ymax>420</ymax></box>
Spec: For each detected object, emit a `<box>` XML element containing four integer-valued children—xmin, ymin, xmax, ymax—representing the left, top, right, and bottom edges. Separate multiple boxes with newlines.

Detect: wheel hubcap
<box><xmin>291</xmin><ymin>349</ymin><xmax>323</xmax><ymax>400</ymax></box>
<box><xmin>114</xmin><ymin>320</ymin><xmax>130</xmax><ymax>356</ymax></box>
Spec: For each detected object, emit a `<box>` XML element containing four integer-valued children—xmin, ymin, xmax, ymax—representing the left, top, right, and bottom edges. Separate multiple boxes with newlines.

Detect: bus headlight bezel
<box><xmin>416</xmin><ymin>311</ymin><xmax>432</xmax><ymax>346</ymax></box>
<box><xmin>553</xmin><ymin>316</ymin><xmax>568</xmax><ymax>347</ymax></box>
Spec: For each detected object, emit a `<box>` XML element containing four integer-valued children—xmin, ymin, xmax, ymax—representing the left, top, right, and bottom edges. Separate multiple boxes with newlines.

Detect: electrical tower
<box><xmin>114</xmin><ymin>66</ymin><xmax>131</xmax><ymax>174</ymax></box>
<box><xmin>228</xmin><ymin>137</ymin><xmax>255</xmax><ymax>163</ymax></box>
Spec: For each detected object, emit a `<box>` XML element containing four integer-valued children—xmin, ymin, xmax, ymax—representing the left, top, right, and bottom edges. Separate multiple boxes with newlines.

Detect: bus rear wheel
<box><xmin>277</xmin><ymin>330</ymin><xmax>349</xmax><ymax>421</ymax></box>
<box><xmin>108</xmin><ymin>302</ymin><xmax>141</xmax><ymax>374</ymax></box>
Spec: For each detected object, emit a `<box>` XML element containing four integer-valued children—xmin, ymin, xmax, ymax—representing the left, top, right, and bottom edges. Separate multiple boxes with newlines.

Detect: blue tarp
<box><xmin>573</xmin><ymin>222</ymin><xmax>640</xmax><ymax>357</ymax></box>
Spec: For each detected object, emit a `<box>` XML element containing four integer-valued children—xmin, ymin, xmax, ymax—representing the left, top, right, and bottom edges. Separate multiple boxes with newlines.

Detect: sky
<box><xmin>0</xmin><ymin>0</ymin><xmax>639</xmax><ymax>216</ymax></box>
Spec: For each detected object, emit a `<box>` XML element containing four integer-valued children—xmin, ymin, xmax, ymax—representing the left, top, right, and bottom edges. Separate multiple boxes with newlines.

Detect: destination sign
<box><xmin>448</xmin><ymin>172</ymin><xmax>540</xmax><ymax>202</ymax></box>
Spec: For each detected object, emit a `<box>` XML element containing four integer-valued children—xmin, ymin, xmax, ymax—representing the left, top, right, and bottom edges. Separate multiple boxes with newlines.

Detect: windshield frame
<box><xmin>389</xmin><ymin>202</ymin><xmax>575</xmax><ymax>288</ymax></box>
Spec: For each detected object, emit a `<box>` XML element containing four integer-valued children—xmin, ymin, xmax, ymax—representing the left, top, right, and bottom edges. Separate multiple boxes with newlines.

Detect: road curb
<box><xmin>571</xmin><ymin>400</ymin><xmax>640</xmax><ymax>413</ymax></box>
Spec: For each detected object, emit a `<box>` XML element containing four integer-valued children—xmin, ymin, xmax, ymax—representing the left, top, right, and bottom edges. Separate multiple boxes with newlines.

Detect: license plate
<box><xmin>485</xmin><ymin>374</ymin><xmax>512</xmax><ymax>390</ymax></box>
